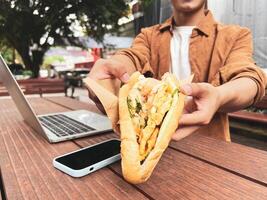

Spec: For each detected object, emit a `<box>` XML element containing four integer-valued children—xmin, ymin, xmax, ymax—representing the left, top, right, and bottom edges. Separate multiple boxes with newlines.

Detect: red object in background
<box><xmin>74</xmin><ymin>48</ymin><xmax>102</xmax><ymax>69</ymax></box>
<box><xmin>92</xmin><ymin>48</ymin><xmax>101</xmax><ymax>61</ymax></box>
<box><xmin>75</xmin><ymin>61</ymin><xmax>94</xmax><ymax>69</ymax></box>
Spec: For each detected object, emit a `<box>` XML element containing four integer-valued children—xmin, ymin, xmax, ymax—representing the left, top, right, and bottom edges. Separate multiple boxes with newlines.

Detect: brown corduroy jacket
<box><xmin>114</xmin><ymin>10</ymin><xmax>266</xmax><ymax>141</ymax></box>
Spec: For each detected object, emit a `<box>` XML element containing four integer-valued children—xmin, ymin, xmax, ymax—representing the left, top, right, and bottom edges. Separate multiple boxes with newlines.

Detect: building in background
<box><xmin>132</xmin><ymin>0</ymin><xmax>161</xmax><ymax>35</ymax></box>
<box><xmin>42</xmin><ymin>34</ymin><xmax>133</xmax><ymax>73</ymax></box>
<box><xmin>208</xmin><ymin>0</ymin><xmax>267</xmax><ymax>71</ymax></box>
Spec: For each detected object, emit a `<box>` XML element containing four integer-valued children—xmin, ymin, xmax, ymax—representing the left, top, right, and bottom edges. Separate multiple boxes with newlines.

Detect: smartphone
<box><xmin>53</xmin><ymin>139</ymin><xmax>121</xmax><ymax>177</ymax></box>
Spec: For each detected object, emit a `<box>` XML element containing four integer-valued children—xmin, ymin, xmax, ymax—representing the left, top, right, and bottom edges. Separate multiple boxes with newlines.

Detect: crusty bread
<box><xmin>119</xmin><ymin>72</ymin><xmax>185</xmax><ymax>184</ymax></box>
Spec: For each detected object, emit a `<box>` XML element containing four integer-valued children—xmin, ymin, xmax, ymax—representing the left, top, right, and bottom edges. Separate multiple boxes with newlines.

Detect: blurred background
<box><xmin>0</xmin><ymin>0</ymin><xmax>266</xmax><ymax>150</ymax></box>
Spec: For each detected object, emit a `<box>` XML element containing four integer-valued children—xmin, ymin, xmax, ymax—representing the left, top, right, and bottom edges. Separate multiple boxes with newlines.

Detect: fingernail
<box><xmin>121</xmin><ymin>73</ymin><xmax>130</xmax><ymax>83</ymax></box>
<box><xmin>181</xmin><ymin>84</ymin><xmax>192</xmax><ymax>95</ymax></box>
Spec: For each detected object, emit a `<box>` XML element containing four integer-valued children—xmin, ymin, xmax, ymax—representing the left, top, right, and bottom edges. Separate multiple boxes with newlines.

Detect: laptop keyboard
<box><xmin>38</xmin><ymin>114</ymin><xmax>95</xmax><ymax>137</ymax></box>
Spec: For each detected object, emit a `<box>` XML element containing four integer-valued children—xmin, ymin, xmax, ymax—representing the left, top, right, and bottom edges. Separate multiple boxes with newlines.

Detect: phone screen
<box><xmin>55</xmin><ymin>139</ymin><xmax>120</xmax><ymax>170</ymax></box>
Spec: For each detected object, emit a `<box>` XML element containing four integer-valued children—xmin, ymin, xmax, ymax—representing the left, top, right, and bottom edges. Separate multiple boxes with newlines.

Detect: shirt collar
<box><xmin>159</xmin><ymin>10</ymin><xmax>217</xmax><ymax>37</ymax></box>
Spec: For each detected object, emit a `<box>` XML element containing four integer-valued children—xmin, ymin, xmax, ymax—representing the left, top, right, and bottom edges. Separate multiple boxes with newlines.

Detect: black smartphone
<box><xmin>53</xmin><ymin>139</ymin><xmax>121</xmax><ymax>177</ymax></box>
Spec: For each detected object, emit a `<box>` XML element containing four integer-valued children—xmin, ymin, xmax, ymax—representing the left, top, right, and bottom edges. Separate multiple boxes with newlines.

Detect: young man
<box><xmin>88</xmin><ymin>0</ymin><xmax>266</xmax><ymax>141</ymax></box>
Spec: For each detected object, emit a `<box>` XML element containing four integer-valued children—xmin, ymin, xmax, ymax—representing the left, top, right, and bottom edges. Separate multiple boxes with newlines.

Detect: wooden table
<box><xmin>0</xmin><ymin>96</ymin><xmax>266</xmax><ymax>200</ymax></box>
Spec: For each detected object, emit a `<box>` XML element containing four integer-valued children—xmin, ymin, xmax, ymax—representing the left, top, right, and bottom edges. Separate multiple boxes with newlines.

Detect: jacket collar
<box><xmin>159</xmin><ymin>10</ymin><xmax>217</xmax><ymax>37</ymax></box>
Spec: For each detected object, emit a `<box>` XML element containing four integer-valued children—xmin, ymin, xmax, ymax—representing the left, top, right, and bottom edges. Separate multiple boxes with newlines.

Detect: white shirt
<box><xmin>170</xmin><ymin>26</ymin><xmax>195</xmax><ymax>80</ymax></box>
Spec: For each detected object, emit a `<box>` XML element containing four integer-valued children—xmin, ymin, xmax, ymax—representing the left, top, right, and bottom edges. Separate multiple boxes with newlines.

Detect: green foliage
<box><xmin>1</xmin><ymin>47</ymin><xmax>13</xmax><ymax>63</ymax></box>
<box><xmin>22</xmin><ymin>70</ymin><xmax>33</xmax><ymax>77</ymax></box>
<box><xmin>0</xmin><ymin>0</ymin><xmax>129</xmax><ymax>77</ymax></box>
<box><xmin>0</xmin><ymin>39</ymin><xmax>13</xmax><ymax>63</ymax></box>
<box><xmin>140</xmin><ymin>0</ymin><xmax>154</xmax><ymax>8</ymax></box>
<box><xmin>42</xmin><ymin>55</ymin><xmax>65</xmax><ymax>69</ymax></box>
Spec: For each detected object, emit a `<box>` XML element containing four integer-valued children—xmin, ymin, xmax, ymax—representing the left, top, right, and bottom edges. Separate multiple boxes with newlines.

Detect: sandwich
<box><xmin>119</xmin><ymin>71</ymin><xmax>186</xmax><ymax>184</ymax></box>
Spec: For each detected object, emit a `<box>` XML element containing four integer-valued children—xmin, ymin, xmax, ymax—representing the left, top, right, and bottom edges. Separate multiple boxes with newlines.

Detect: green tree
<box><xmin>0</xmin><ymin>0</ymin><xmax>128</xmax><ymax>77</ymax></box>
<box><xmin>0</xmin><ymin>38</ymin><xmax>14</xmax><ymax>63</ymax></box>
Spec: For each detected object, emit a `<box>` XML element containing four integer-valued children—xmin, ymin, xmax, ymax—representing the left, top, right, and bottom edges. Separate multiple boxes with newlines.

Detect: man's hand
<box><xmin>88</xmin><ymin>58</ymin><xmax>130</xmax><ymax>83</ymax></box>
<box><xmin>87</xmin><ymin>58</ymin><xmax>130</xmax><ymax>113</ymax></box>
<box><xmin>179</xmin><ymin>83</ymin><xmax>221</xmax><ymax>125</ymax></box>
<box><xmin>172</xmin><ymin>77</ymin><xmax>259</xmax><ymax>141</ymax></box>
<box><xmin>87</xmin><ymin>56</ymin><xmax>136</xmax><ymax>113</ymax></box>
<box><xmin>172</xmin><ymin>83</ymin><xmax>222</xmax><ymax>141</ymax></box>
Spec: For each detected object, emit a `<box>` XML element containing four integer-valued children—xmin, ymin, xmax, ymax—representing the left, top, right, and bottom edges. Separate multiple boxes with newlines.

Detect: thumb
<box><xmin>108</xmin><ymin>64</ymin><xmax>130</xmax><ymax>83</ymax></box>
<box><xmin>179</xmin><ymin>111</ymin><xmax>206</xmax><ymax>125</ymax></box>
<box><xmin>180</xmin><ymin>83</ymin><xmax>205</xmax><ymax>97</ymax></box>
<box><xmin>172</xmin><ymin>125</ymin><xmax>200</xmax><ymax>141</ymax></box>
<box><xmin>119</xmin><ymin>73</ymin><xmax>130</xmax><ymax>83</ymax></box>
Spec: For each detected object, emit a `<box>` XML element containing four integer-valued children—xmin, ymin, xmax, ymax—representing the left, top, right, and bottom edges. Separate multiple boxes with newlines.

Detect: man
<box><xmin>88</xmin><ymin>0</ymin><xmax>266</xmax><ymax>141</ymax></box>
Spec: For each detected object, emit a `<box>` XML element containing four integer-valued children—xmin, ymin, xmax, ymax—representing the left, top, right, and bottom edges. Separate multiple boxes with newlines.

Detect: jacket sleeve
<box><xmin>218</xmin><ymin>28</ymin><xmax>266</xmax><ymax>104</ymax></box>
<box><xmin>115</xmin><ymin>27</ymin><xmax>153</xmax><ymax>74</ymax></box>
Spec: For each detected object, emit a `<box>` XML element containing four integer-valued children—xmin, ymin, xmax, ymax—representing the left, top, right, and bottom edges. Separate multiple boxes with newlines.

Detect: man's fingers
<box><xmin>183</xmin><ymin>98</ymin><xmax>197</xmax><ymax>113</ymax></box>
<box><xmin>180</xmin><ymin>83</ymin><xmax>209</xmax><ymax>96</ymax></box>
<box><xmin>172</xmin><ymin>125</ymin><xmax>200</xmax><ymax>141</ymax></box>
<box><xmin>88</xmin><ymin>59</ymin><xmax>130</xmax><ymax>83</ymax></box>
<box><xmin>108</xmin><ymin>64</ymin><xmax>129</xmax><ymax>83</ymax></box>
<box><xmin>180</xmin><ymin>84</ymin><xmax>193</xmax><ymax>95</ymax></box>
<box><xmin>120</xmin><ymin>73</ymin><xmax>130</xmax><ymax>83</ymax></box>
<box><xmin>179</xmin><ymin>111</ymin><xmax>209</xmax><ymax>126</ymax></box>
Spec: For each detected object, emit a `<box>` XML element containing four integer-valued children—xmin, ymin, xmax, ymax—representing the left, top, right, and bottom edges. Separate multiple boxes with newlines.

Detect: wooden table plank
<box><xmin>73</xmin><ymin>132</ymin><xmax>267</xmax><ymax>200</ymax></box>
<box><xmin>170</xmin><ymin>134</ymin><xmax>267</xmax><ymax>185</ymax></box>
<box><xmin>0</xmin><ymin>100</ymin><xmax>93</xmax><ymax>199</ymax></box>
<box><xmin>229</xmin><ymin>111</ymin><xmax>267</xmax><ymax>124</ymax></box>
<box><xmin>46</xmin><ymin>97</ymin><xmax>267</xmax><ymax>186</ymax></box>
<box><xmin>0</xmin><ymin>98</ymin><xmax>149</xmax><ymax>200</ymax></box>
<box><xmin>0</xmin><ymin>132</ymin><xmax>24</xmax><ymax>200</ymax></box>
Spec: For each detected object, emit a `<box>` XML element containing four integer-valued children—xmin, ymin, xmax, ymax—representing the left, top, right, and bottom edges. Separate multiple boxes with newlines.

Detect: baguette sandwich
<box><xmin>119</xmin><ymin>72</ymin><xmax>186</xmax><ymax>184</ymax></box>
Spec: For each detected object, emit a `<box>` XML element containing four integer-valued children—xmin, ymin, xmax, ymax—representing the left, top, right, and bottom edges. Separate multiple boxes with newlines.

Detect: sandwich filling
<box><xmin>127</xmin><ymin>73</ymin><xmax>179</xmax><ymax>161</ymax></box>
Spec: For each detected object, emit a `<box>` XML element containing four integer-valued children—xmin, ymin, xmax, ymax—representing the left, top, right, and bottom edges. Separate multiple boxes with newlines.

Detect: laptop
<box><xmin>0</xmin><ymin>54</ymin><xmax>112</xmax><ymax>143</ymax></box>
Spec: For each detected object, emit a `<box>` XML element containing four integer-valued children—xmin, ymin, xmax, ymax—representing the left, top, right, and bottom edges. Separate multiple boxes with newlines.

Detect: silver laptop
<box><xmin>0</xmin><ymin>54</ymin><xmax>112</xmax><ymax>143</ymax></box>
